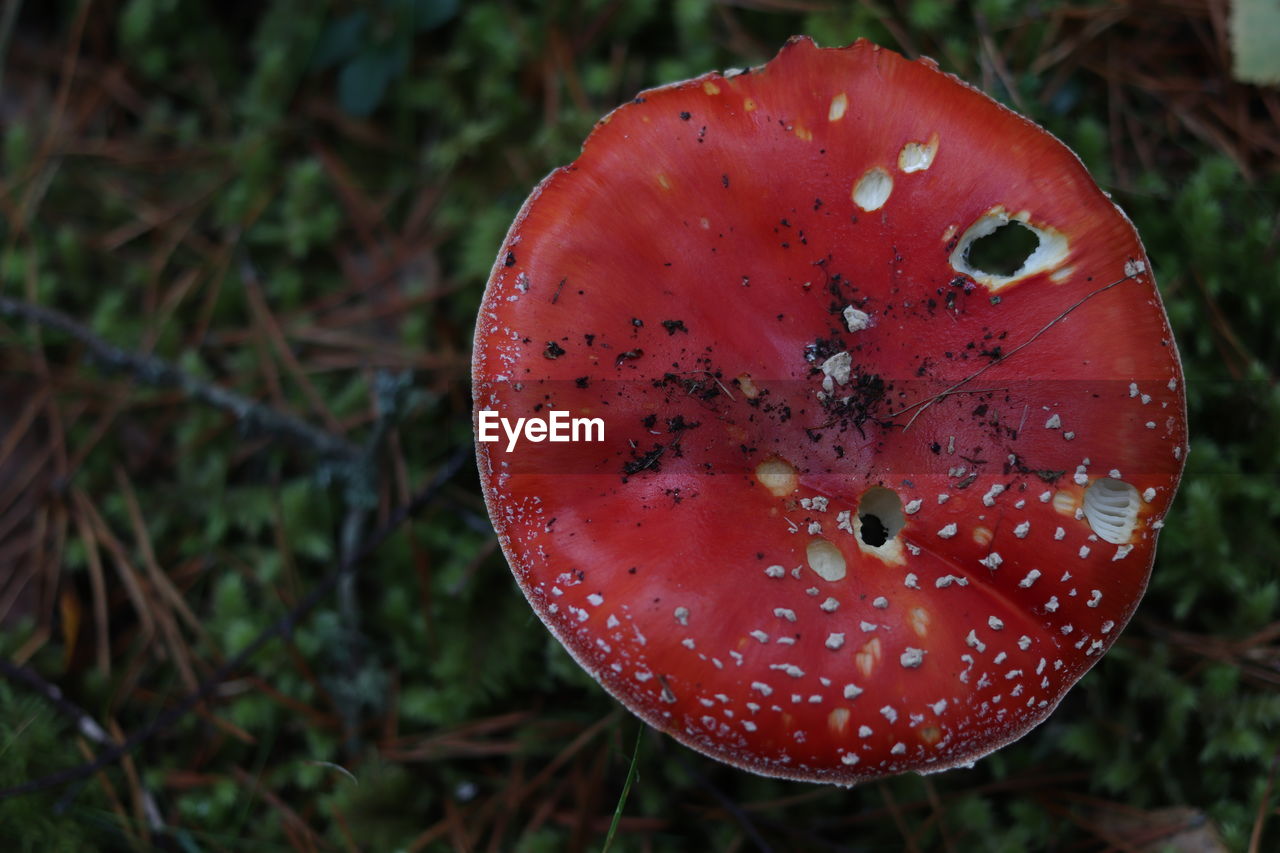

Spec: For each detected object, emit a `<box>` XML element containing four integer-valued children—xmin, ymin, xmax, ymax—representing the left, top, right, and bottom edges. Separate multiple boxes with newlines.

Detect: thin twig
<box><xmin>0</xmin><ymin>658</ymin><xmax>113</xmax><ymax>747</ymax></box>
<box><xmin>0</xmin><ymin>443</ymin><xmax>471</xmax><ymax>802</ymax></box>
<box><xmin>0</xmin><ymin>295</ymin><xmax>358</xmax><ymax>463</ymax></box>
<box><xmin>887</xmin><ymin>271</ymin><xmax>1140</xmax><ymax>431</ymax></box>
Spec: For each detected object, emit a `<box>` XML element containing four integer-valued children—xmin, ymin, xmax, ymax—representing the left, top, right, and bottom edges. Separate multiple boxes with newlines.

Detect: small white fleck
<box><xmin>965</xmin><ymin>630</ymin><xmax>986</xmax><ymax>653</ymax></box>
<box><xmin>859</xmin><ymin>621</ymin><xmax>878</xmax><ymax>633</ymax></box>
<box><xmin>674</xmin><ymin>606</ymin><xmax>689</xmax><ymax>625</ymax></box>
<box><xmin>1113</xmin><ymin>544</ymin><xmax>1133</xmax><ymax>561</ymax></box>
<box><xmin>905</xmin><ymin>573</ymin><xmax>920</xmax><ymax>589</ymax></box>
<box><xmin>750</xmin><ymin>630</ymin><xmax>770</xmax><ymax>643</ymax></box>
<box><xmin>1142</xmin><ymin>487</ymin><xmax>1157</xmax><ymax>503</ymax></box>
<box><xmin>1039</xmin><ymin>490</ymin><xmax>1052</xmax><ymax>503</ymax></box>
<box><xmin>1073</xmin><ymin>465</ymin><xmax>1089</xmax><ymax>486</ymax></box>
<box><xmin>930</xmin><ymin>699</ymin><xmax>948</xmax><ymax>715</ymax></box>
<box><xmin>891</xmin><ymin>742</ymin><xmax>907</xmax><ymax>755</ymax></box>
<box><xmin>774</xmin><ymin>608</ymin><xmax>797</xmax><ymax>622</ymax></box>
<box><xmin>1078</xmin><ymin>545</ymin><xmax>1090</xmax><ymax>559</ymax></box>
<box><xmin>1045</xmin><ymin>596</ymin><xmax>1059</xmax><ymax>613</ymax></box>
<box><xmin>872</xmin><ymin>596</ymin><xmax>889</xmax><ymax>609</ymax></box>
<box><xmin>1017</xmin><ymin>635</ymin><xmax>1032</xmax><ymax>650</ymax></box>
<box><xmin>587</xmin><ymin>593</ymin><xmax>604</xmax><ymax>607</ymax></box>
<box><xmin>905</xmin><ymin>499</ymin><xmax>923</xmax><ymax>514</ymax></box>
<box><xmin>859</xmin><ymin>724</ymin><xmax>873</xmax><ymax>737</ymax></box>
<box><xmin>1014</xmin><ymin>521</ymin><xmax>1030</xmax><ymax>538</ymax></box>
<box><xmin>751</xmin><ymin>682</ymin><xmax>773</xmax><ymax>696</ymax></box>
<box><xmin>1129</xmin><ymin>382</ymin><xmax>1140</xmax><ymax>398</ymax></box>
<box><xmin>1054</xmin><ymin>527</ymin><xmax>1065</xmax><ymax>541</ymax></box>
<box><xmin>801</xmin><ymin>496</ymin><xmax>830</xmax><ymax>512</ymax></box>
<box><xmin>765</xmin><ymin>564</ymin><xmax>786</xmax><ymax>578</ymax></box>
<box><xmin>844</xmin><ymin>684</ymin><xmax>863</xmax><ymax>700</ymax></box>
<box><xmin>938</xmin><ymin>523</ymin><xmax>958</xmax><ymax>539</ymax></box>
<box><xmin>982</xmin><ymin>484</ymin><xmax>1005</xmax><ymax>506</ymax></box>
<box><xmin>820</xmin><ymin>597</ymin><xmax>840</xmax><ymax>613</ymax></box>
<box><xmin>821</xmin><ymin>351</ymin><xmax>853</xmax><ymax>387</ymax></box>
<box><xmin>938</xmin><ymin>493</ymin><xmax>950</xmax><ymax>504</ymax></box>
<box><xmin>988</xmin><ymin>616</ymin><xmax>1004</xmax><ymax>630</ymax></box>
<box><xmin>743</xmin><ymin>720</ymin><xmax>758</xmax><ymax>732</ymax></box>
<box><xmin>770</xmin><ymin>663</ymin><xmax>805</xmax><ymax>678</ymax></box>
<box><xmin>1087</xmin><ymin>589</ymin><xmax>1102</xmax><ymax>608</ymax></box>
<box><xmin>843</xmin><ymin>305</ymin><xmax>871</xmax><ymax>332</ymax></box>
<box><xmin>1101</xmin><ymin>620</ymin><xmax>1115</xmax><ymax>633</ymax></box>
<box><xmin>880</xmin><ymin>706</ymin><xmax>898</xmax><ymax>723</ymax></box>
<box><xmin>1044</xmin><ymin>413</ymin><xmax>1061</xmax><ymax>429</ymax></box>
<box><xmin>1168</xmin><ymin>378</ymin><xmax>1177</xmax><ymax>391</ymax></box>
<box><xmin>1142</xmin><ymin>394</ymin><xmax>1152</xmax><ymax>405</ymax></box>
<box><xmin>841</xmin><ymin>752</ymin><xmax>860</xmax><ymax>765</ymax></box>
<box><xmin>994</xmin><ymin>651</ymin><xmax>1008</xmax><ymax>665</ymax></box>
<box><xmin>979</xmin><ymin>552</ymin><xmax>1003</xmax><ymax>570</ymax></box>
<box><xmin>1064</xmin><ymin>431</ymin><xmax>1075</xmax><ymax>440</ymax></box>
<box><xmin>682</xmin><ymin>638</ymin><xmax>695</xmax><ymax>649</ymax></box>
<box><xmin>826</xmin><ymin>633</ymin><xmax>846</xmax><ymax>650</ymax></box>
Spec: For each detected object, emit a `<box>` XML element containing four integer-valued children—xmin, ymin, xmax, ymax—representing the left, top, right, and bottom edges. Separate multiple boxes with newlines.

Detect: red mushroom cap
<box><xmin>472</xmin><ymin>37</ymin><xmax>1187</xmax><ymax>784</ymax></box>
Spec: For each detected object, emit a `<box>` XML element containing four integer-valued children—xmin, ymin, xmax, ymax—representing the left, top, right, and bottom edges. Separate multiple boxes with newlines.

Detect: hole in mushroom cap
<box><xmin>852</xmin><ymin>167</ymin><xmax>893</xmax><ymax>212</ymax></box>
<box><xmin>949</xmin><ymin>207</ymin><xmax>1069</xmax><ymax>291</ymax></box>
<box><xmin>1082</xmin><ymin>478</ymin><xmax>1141</xmax><ymax>544</ymax></box>
<box><xmin>857</xmin><ymin>487</ymin><xmax>905</xmax><ymax>548</ymax></box>
<box><xmin>807</xmin><ymin>539</ymin><xmax>847</xmax><ymax>582</ymax></box>
<box><xmin>964</xmin><ymin>221</ymin><xmax>1040</xmax><ymax>277</ymax></box>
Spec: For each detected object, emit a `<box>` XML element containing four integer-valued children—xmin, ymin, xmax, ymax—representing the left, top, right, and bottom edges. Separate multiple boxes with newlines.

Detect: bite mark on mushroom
<box><xmin>1082</xmin><ymin>478</ymin><xmax>1141</xmax><ymax>544</ymax></box>
<box><xmin>828</xmin><ymin>92</ymin><xmax>849</xmax><ymax>122</ymax></box>
<box><xmin>897</xmin><ymin>134</ymin><xmax>939</xmax><ymax>173</ymax></box>
<box><xmin>806</xmin><ymin>539</ymin><xmax>848</xmax><ymax>582</ymax></box>
<box><xmin>852</xmin><ymin>167</ymin><xmax>893</xmax><ymax>212</ymax></box>
<box><xmin>756</xmin><ymin>456</ymin><xmax>798</xmax><ymax>497</ymax></box>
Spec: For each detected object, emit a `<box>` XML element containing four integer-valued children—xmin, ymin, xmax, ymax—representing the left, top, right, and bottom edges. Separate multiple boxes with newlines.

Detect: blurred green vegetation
<box><xmin>1</xmin><ymin>0</ymin><xmax>1278</xmax><ymax>850</ymax></box>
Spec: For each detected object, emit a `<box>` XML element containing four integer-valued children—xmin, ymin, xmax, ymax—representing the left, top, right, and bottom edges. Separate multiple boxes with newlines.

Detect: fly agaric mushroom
<box><xmin>472</xmin><ymin>37</ymin><xmax>1187</xmax><ymax>784</ymax></box>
